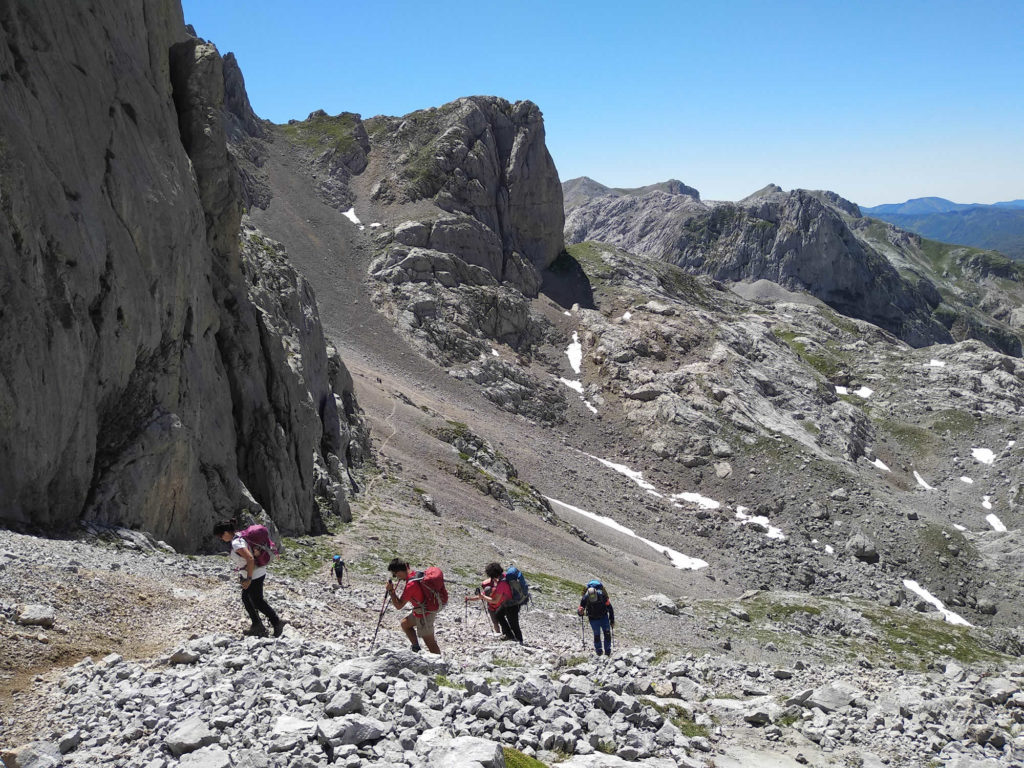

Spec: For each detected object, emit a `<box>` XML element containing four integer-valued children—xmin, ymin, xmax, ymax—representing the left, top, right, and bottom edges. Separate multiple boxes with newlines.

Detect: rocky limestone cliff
<box><xmin>565</xmin><ymin>181</ymin><xmax>955</xmax><ymax>348</ymax></box>
<box><xmin>0</xmin><ymin>0</ymin><xmax>364</xmax><ymax>551</ymax></box>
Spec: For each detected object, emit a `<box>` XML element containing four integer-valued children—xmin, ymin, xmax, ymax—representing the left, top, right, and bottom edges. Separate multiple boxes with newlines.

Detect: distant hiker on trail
<box><xmin>578</xmin><ymin>579</ymin><xmax>614</xmax><ymax>656</ymax></box>
<box><xmin>385</xmin><ymin>558</ymin><xmax>447</xmax><ymax>654</ymax></box>
<box><xmin>332</xmin><ymin>555</ymin><xmax>346</xmax><ymax>588</ymax></box>
<box><xmin>213</xmin><ymin>519</ymin><xmax>284</xmax><ymax>638</ymax></box>
<box><xmin>465</xmin><ymin>562</ymin><xmax>525</xmax><ymax>644</ymax></box>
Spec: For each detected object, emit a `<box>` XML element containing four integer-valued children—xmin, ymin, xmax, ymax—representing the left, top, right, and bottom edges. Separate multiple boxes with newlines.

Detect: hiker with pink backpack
<box><xmin>213</xmin><ymin>518</ymin><xmax>284</xmax><ymax>638</ymax></box>
<box><xmin>384</xmin><ymin>558</ymin><xmax>447</xmax><ymax>654</ymax></box>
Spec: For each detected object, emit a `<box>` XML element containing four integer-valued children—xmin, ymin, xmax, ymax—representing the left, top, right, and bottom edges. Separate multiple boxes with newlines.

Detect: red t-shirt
<box><xmin>489</xmin><ymin>579</ymin><xmax>512</xmax><ymax>612</ymax></box>
<box><xmin>400</xmin><ymin>578</ymin><xmax>427</xmax><ymax>614</ymax></box>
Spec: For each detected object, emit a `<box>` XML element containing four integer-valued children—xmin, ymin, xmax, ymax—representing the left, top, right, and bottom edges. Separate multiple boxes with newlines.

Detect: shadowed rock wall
<box><xmin>0</xmin><ymin>0</ymin><xmax>363</xmax><ymax>550</ymax></box>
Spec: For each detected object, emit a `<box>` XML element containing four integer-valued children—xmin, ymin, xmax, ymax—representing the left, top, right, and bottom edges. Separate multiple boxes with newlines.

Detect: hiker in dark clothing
<box><xmin>213</xmin><ymin>518</ymin><xmax>284</xmax><ymax>638</ymax></box>
<box><xmin>466</xmin><ymin>562</ymin><xmax>523</xmax><ymax>643</ymax></box>
<box><xmin>332</xmin><ymin>555</ymin><xmax>346</xmax><ymax>587</ymax></box>
<box><xmin>577</xmin><ymin>580</ymin><xmax>614</xmax><ymax>656</ymax></box>
<box><xmin>386</xmin><ymin>558</ymin><xmax>442</xmax><ymax>654</ymax></box>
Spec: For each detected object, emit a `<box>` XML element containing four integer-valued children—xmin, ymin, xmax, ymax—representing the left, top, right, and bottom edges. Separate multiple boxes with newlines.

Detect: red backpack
<box><xmin>237</xmin><ymin>524</ymin><xmax>278</xmax><ymax>567</ymax></box>
<box><xmin>409</xmin><ymin>567</ymin><xmax>448</xmax><ymax>612</ymax></box>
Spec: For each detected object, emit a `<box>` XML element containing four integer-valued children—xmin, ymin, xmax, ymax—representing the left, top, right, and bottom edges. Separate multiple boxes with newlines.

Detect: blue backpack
<box><xmin>504</xmin><ymin>567</ymin><xmax>530</xmax><ymax>607</ymax></box>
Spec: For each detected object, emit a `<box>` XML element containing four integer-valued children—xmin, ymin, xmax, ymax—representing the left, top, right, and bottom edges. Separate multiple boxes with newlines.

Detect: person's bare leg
<box><xmin>399</xmin><ymin>616</ymin><xmax>420</xmax><ymax>647</ymax></box>
<box><xmin>421</xmin><ymin>633</ymin><xmax>441</xmax><ymax>654</ymax></box>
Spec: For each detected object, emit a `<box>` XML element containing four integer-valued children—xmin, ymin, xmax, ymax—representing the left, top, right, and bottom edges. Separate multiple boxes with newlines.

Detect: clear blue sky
<box><xmin>181</xmin><ymin>0</ymin><xmax>1023</xmax><ymax>206</ymax></box>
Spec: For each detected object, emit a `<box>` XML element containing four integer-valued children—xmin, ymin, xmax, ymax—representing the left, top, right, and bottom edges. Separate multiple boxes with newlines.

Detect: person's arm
<box><xmin>608</xmin><ymin>601</ymin><xmax>615</xmax><ymax>626</ymax></box>
<box><xmin>237</xmin><ymin>545</ymin><xmax>255</xmax><ymax>587</ymax></box>
<box><xmin>578</xmin><ymin>595</ymin><xmax>586</xmax><ymax>616</ymax></box>
<box><xmin>386</xmin><ymin>580</ymin><xmax>408</xmax><ymax>609</ymax></box>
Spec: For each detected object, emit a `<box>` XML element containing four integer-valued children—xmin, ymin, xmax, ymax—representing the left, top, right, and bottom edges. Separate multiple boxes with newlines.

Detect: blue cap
<box><xmin>333</xmin><ymin>555</ymin><xmax>341</xmax><ymax>561</ymax></box>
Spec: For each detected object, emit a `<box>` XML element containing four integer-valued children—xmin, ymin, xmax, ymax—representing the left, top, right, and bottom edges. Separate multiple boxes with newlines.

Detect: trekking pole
<box><xmin>580</xmin><ymin>615</ymin><xmax>586</xmax><ymax>649</ymax></box>
<box><xmin>369</xmin><ymin>585</ymin><xmax>390</xmax><ymax>652</ymax></box>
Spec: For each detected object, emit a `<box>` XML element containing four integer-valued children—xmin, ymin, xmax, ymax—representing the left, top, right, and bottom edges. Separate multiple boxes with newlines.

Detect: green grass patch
<box><xmin>280</xmin><ymin>111</ymin><xmax>362</xmax><ymax>155</ymax></box>
<box><xmin>564</xmin><ymin>242</ymin><xmax>617</xmax><ymax>280</ymax></box>
<box><xmin>929</xmin><ymin>408</ymin><xmax>977</xmax><ymax>434</ymax></box>
<box><xmin>862</xmin><ymin>604</ymin><xmax>1005</xmax><ymax>668</ymax></box>
<box><xmin>524</xmin><ymin>571</ymin><xmax>584</xmax><ymax>598</ymax></box>
<box><xmin>434</xmin><ymin>674</ymin><xmax>465</xmax><ymax>690</ymax></box>
<box><xmin>503</xmin><ymin>747</ymin><xmax>548</xmax><ymax>768</ymax></box>
<box><xmin>772</xmin><ymin>329</ymin><xmax>842</xmax><ymax>377</ymax></box>
<box><xmin>596</xmin><ymin>741</ymin><xmax>616</xmax><ymax>754</ymax></box>
<box><xmin>877</xmin><ymin>419</ymin><xmax>938</xmax><ymax>457</ymax></box>
<box><xmin>648</xmin><ymin>701</ymin><xmax>709</xmax><ymax>739</ymax></box>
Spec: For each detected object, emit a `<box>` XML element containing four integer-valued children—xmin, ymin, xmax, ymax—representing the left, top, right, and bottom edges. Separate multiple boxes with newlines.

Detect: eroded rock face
<box><xmin>371</xmin><ymin>96</ymin><xmax>565</xmax><ymax>294</ymax></box>
<box><xmin>0</xmin><ymin>0</ymin><xmax>363</xmax><ymax>550</ymax></box>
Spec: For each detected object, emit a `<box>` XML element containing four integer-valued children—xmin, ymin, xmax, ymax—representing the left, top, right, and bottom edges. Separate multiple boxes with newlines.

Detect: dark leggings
<box><xmin>241</xmin><ymin>576</ymin><xmax>279</xmax><ymax>627</ymax></box>
<box><xmin>590</xmin><ymin>616</ymin><xmax>611</xmax><ymax>655</ymax></box>
<box><xmin>495</xmin><ymin>603</ymin><xmax>523</xmax><ymax>642</ymax></box>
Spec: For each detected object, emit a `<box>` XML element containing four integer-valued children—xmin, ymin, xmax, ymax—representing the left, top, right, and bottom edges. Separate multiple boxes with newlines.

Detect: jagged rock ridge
<box><xmin>0</xmin><ymin>0</ymin><xmax>365</xmax><ymax>551</ymax></box>
<box><xmin>565</xmin><ymin>180</ymin><xmax>1023</xmax><ymax>354</ymax></box>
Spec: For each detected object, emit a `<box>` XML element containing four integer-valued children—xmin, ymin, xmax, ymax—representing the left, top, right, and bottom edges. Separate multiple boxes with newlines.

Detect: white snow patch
<box><xmin>1009</xmin><ymin>440</ymin><xmax>1017</xmax><ymax>448</ymax></box>
<box><xmin>670</xmin><ymin>492</ymin><xmax>721</xmax><ymax>510</ymax></box>
<box><xmin>983</xmin><ymin>495</ymin><xmax>993</xmax><ymax>510</ymax></box>
<box><xmin>871</xmin><ymin>458</ymin><xmax>890</xmax><ymax>472</ymax></box>
<box><xmin>953</xmin><ymin>524</ymin><xmax>967</xmax><ymax>531</ymax></box>
<box><xmin>622</xmin><ymin>311</ymin><xmax>632</xmax><ymax>321</ymax></box>
<box><xmin>491</xmin><ymin>348</ymin><xmax>500</xmax><ymax>357</ymax></box>
<box><xmin>960</xmin><ymin>476</ymin><xmax>974</xmax><ymax>484</ymax></box>
<box><xmin>825</xmin><ymin>545</ymin><xmax>835</xmax><ymax>555</ymax></box>
<box><xmin>834</xmin><ymin>386</ymin><xmax>849</xmax><ymax>395</ymax></box>
<box><xmin>341</xmin><ymin>207</ymin><xmax>361</xmax><ymax>225</ymax></box>
<box><xmin>735</xmin><ymin>509</ymin><xmax>786</xmax><ymax>540</ymax></box>
<box><xmin>927</xmin><ymin>359</ymin><xmax>946</xmax><ymax>367</ymax></box>
<box><xmin>558</xmin><ymin>378</ymin><xmax>584</xmax><ymax>394</ymax></box>
<box><xmin>902</xmin><ymin>579</ymin><xmax>972</xmax><ymax>626</ymax></box>
<box><xmin>566</xmin><ymin>332</ymin><xmax>582</xmax><ymax>374</ymax></box>
<box><xmin>853</xmin><ymin>386</ymin><xmax>874</xmax><ymax>398</ymax></box>
<box><xmin>972</xmin><ymin>448</ymin><xmax>995</xmax><ymax>464</ymax></box>
<box><xmin>546</xmin><ymin>497</ymin><xmax>708</xmax><ymax>570</ymax></box>
<box><xmin>359</xmin><ymin>225</ymin><xmax>365</xmax><ymax>231</ymax></box>
<box><xmin>913</xmin><ymin>471</ymin><xmax>934</xmax><ymax>491</ymax></box>
<box><xmin>369</xmin><ymin>222</ymin><xmax>382</xmax><ymax>228</ymax></box>
<box><xmin>986</xmin><ymin>514</ymin><xmax>1007</xmax><ymax>532</ymax></box>
<box><xmin>583</xmin><ymin>400</ymin><xmax>598</xmax><ymax>414</ymax></box>
<box><xmin>586</xmin><ymin>454</ymin><xmax>659</xmax><ymax>492</ymax></box>
<box><xmin>563</xmin><ymin>311</ymin><xmax>571</xmax><ymax>316</ymax></box>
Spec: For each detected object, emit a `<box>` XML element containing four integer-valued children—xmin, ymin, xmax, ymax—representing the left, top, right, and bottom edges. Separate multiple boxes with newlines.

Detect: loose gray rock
<box><xmin>15</xmin><ymin>604</ymin><xmax>55</xmax><ymax>628</ymax></box>
<box><xmin>165</xmin><ymin>717</ymin><xmax>217</xmax><ymax>756</ymax></box>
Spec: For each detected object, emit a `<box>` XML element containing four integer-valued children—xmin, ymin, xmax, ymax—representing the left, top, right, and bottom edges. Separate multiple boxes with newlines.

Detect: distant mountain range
<box><xmin>861</xmin><ymin>197</ymin><xmax>1024</xmax><ymax>259</ymax></box>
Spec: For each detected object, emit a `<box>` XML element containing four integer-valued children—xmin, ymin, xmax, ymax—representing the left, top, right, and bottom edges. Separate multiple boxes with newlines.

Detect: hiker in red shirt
<box><xmin>465</xmin><ymin>562</ymin><xmax>523</xmax><ymax>643</ymax></box>
<box><xmin>385</xmin><ymin>558</ymin><xmax>442</xmax><ymax>654</ymax></box>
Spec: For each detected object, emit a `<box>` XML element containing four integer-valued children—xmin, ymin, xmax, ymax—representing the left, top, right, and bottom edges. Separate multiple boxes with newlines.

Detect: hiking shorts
<box><xmin>407</xmin><ymin>609</ymin><xmax>437</xmax><ymax>635</ymax></box>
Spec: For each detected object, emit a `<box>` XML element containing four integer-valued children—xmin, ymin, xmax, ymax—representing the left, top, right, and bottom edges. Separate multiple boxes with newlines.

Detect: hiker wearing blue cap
<box><xmin>332</xmin><ymin>555</ymin><xmax>346</xmax><ymax>588</ymax></box>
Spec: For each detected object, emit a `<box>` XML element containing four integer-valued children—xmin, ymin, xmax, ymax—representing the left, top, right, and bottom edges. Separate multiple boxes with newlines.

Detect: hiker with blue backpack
<box><xmin>213</xmin><ymin>518</ymin><xmax>284</xmax><ymax>638</ymax></box>
<box><xmin>578</xmin><ymin>580</ymin><xmax>614</xmax><ymax>656</ymax></box>
<box><xmin>465</xmin><ymin>562</ymin><xmax>528</xmax><ymax>644</ymax></box>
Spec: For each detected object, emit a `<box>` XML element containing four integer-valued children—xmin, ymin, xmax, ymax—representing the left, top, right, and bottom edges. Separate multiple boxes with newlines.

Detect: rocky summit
<box><xmin>2</xmin><ymin>1</ymin><xmax>1024</xmax><ymax>768</ymax></box>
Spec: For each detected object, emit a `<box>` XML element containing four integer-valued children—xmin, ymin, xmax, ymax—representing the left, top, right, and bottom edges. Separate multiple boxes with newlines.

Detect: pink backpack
<box><xmin>237</xmin><ymin>525</ymin><xmax>278</xmax><ymax>567</ymax></box>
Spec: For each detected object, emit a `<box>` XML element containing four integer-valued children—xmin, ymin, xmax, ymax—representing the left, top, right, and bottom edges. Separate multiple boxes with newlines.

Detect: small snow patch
<box><xmin>563</xmin><ymin>310</ymin><xmax>571</xmax><ymax>316</ymax></box>
<box><xmin>953</xmin><ymin>524</ymin><xmax>967</xmax><ymax>531</ymax></box>
<box><xmin>913</xmin><ymin>471</ymin><xmax>934</xmax><ymax>491</ymax></box>
<box><xmin>566</xmin><ymin>332</ymin><xmax>582</xmax><ymax>374</ymax></box>
<box><xmin>986</xmin><ymin>514</ymin><xmax>1007</xmax><ymax>532</ymax></box>
<box><xmin>960</xmin><ymin>476</ymin><xmax>974</xmax><ymax>484</ymax></box>
<box><xmin>583</xmin><ymin>400</ymin><xmax>598</xmax><ymax>414</ymax></box>
<box><xmin>903</xmin><ymin>579</ymin><xmax>971</xmax><ymax>626</ymax></box>
<box><xmin>853</xmin><ymin>386</ymin><xmax>873</xmax><ymax>398</ymax></box>
<box><xmin>825</xmin><ymin>544</ymin><xmax>835</xmax><ymax>555</ymax></box>
<box><xmin>971</xmin><ymin>448</ymin><xmax>995</xmax><ymax>464</ymax></box>
<box><xmin>835</xmin><ymin>386</ymin><xmax>849</xmax><ymax>395</ymax></box>
<box><xmin>871</xmin><ymin>458</ymin><xmax>890</xmax><ymax>472</ymax></box>
<box><xmin>369</xmin><ymin>222</ymin><xmax>382</xmax><ymax>228</ymax></box>
<box><xmin>586</xmin><ymin>454</ymin><xmax>659</xmax><ymax>492</ymax></box>
<box><xmin>558</xmin><ymin>378</ymin><xmax>584</xmax><ymax>394</ymax></box>
<box><xmin>622</xmin><ymin>311</ymin><xmax>632</xmax><ymax>321</ymax></box>
<box><xmin>547</xmin><ymin>497</ymin><xmax>708</xmax><ymax>570</ymax></box>
<box><xmin>927</xmin><ymin>359</ymin><xmax>946</xmax><ymax>367</ymax></box>
<box><xmin>342</xmin><ymin>207</ymin><xmax>361</xmax><ymax>225</ymax></box>
<box><xmin>1009</xmin><ymin>440</ymin><xmax>1016</xmax><ymax>448</ymax></box>
<box><xmin>491</xmin><ymin>348</ymin><xmax>499</xmax><ymax>357</ymax></box>
<box><xmin>670</xmin><ymin>492</ymin><xmax>721</xmax><ymax>510</ymax></box>
<box><xmin>982</xmin><ymin>495</ymin><xmax>993</xmax><ymax>510</ymax></box>
<box><xmin>735</xmin><ymin>509</ymin><xmax>786</xmax><ymax>540</ymax></box>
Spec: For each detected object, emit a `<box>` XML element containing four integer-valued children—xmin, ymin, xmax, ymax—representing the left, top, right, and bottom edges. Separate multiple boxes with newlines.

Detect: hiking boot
<box><xmin>500</xmin><ymin>634</ymin><xmax>514</xmax><ymax>641</ymax></box>
<box><xmin>243</xmin><ymin>623</ymin><xmax>267</xmax><ymax>637</ymax></box>
<box><xmin>272</xmin><ymin>620</ymin><xmax>286</xmax><ymax>638</ymax></box>
<box><xmin>410</xmin><ymin>644</ymin><xmax>421</xmax><ymax>653</ymax></box>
